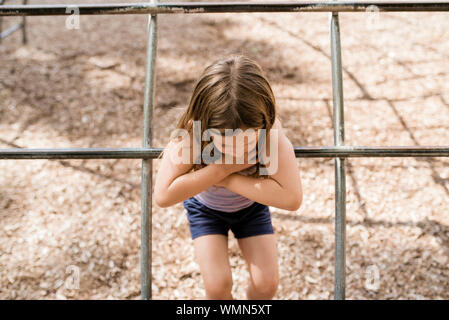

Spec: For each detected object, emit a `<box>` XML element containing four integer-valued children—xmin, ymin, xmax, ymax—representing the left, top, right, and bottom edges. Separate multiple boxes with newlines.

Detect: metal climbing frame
<box><xmin>1</xmin><ymin>1</ymin><xmax>449</xmax><ymax>300</ymax></box>
<box><xmin>0</xmin><ymin>0</ymin><xmax>27</xmax><ymax>44</ymax></box>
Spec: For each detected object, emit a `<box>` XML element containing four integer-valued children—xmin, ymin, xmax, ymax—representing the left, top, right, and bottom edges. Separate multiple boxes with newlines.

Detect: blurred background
<box><xmin>1</xmin><ymin>0</ymin><xmax>449</xmax><ymax>299</ymax></box>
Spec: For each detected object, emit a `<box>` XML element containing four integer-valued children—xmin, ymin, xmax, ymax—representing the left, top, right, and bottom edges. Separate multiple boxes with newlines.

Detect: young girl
<box><xmin>154</xmin><ymin>54</ymin><xmax>302</xmax><ymax>300</ymax></box>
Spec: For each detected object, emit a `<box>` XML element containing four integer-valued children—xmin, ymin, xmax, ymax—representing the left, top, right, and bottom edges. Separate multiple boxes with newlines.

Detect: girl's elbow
<box><xmin>287</xmin><ymin>200</ymin><xmax>302</xmax><ymax>212</ymax></box>
<box><xmin>286</xmin><ymin>192</ymin><xmax>303</xmax><ymax>211</ymax></box>
<box><xmin>155</xmin><ymin>193</ymin><xmax>170</xmax><ymax>208</ymax></box>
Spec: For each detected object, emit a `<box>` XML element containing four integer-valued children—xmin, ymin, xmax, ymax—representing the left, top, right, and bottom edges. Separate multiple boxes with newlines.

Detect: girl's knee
<box><xmin>204</xmin><ymin>275</ymin><xmax>233</xmax><ymax>299</ymax></box>
<box><xmin>252</xmin><ymin>273</ymin><xmax>279</xmax><ymax>298</ymax></box>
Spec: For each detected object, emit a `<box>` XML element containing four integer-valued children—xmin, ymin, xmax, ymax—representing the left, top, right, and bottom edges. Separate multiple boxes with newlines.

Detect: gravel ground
<box><xmin>0</xmin><ymin>0</ymin><xmax>449</xmax><ymax>300</ymax></box>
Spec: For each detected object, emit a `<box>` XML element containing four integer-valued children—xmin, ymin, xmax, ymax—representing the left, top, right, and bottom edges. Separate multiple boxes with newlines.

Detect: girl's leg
<box><xmin>237</xmin><ymin>234</ymin><xmax>279</xmax><ymax>300</ymax></box>
<box><xmin>193</xmin><ymin>234</ymin><xmax>233</xmax><ymax>300</ymax></box>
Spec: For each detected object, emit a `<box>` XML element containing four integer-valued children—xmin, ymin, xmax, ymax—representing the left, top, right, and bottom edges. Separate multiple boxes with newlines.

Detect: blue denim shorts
<box><xmin>183</xmin><ymin>196</ymin><xmax>274</xmax><ymax>240</ymax></box>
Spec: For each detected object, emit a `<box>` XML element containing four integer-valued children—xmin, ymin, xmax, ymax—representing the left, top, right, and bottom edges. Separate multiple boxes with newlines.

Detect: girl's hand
<box><xmin>212</xmin><ymin>161</ymin><xmax>256</xmax><ymax>176</ymax></box>
<box><xmin>212</xmin><ymin>148</ymin><xmax>259</xmax><ymax>175</ymax></box>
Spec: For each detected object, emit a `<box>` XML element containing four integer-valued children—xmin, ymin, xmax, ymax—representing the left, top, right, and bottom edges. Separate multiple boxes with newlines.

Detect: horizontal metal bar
<box><xmin>0</xmin><ymin>146</ymin><xmax>449</xmax><ymax>159</ymax></box>
<box><xmin>0</xmin><ymin>147</ymin><xmax>162</xmax><ymax>159</ymax></box>
<box><xmin>1</xmin><ymin>1</ymin><xmax>449</xmax><ymax>16</ymax></box>
<box><xmin>296</xmin><ymin>145</ymin><xmax>449</xmax><ymax>157</ymax></box>
<box><xmin>0</xmin><ymin>21</ymin><xmax>22</xmax><ymax>38</ymax></box>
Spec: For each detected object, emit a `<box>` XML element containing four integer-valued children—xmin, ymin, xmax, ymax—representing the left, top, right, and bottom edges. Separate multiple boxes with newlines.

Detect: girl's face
<box><xmin>210</xmin><ymin>127</ymin><xmax>260</xmax><ymax>163</ymax></box>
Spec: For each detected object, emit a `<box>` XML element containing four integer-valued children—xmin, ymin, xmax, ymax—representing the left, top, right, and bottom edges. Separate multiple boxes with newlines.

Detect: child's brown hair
<box><xmin>161</xmin><ymin>54</ymin><xmax>278</xmax><ymax>178</ymax></box>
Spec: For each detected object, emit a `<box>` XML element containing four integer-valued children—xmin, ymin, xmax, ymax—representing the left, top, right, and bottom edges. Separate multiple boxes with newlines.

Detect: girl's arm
<box><xmin>154</xmin><ymin>138</ymin><xmax>253</xmax><ymax>208</ymax></box>
<box><xmin>217</xmin><ymin>120</ymin><xmax>303</xmax><ymax>211</ymax></box>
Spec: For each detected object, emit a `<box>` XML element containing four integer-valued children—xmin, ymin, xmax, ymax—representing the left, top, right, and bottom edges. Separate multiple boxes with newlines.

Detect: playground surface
<box><xmin>1</xmin><ymin>0</ymin><xmax>449</xmax><ymax>299</ymax></box>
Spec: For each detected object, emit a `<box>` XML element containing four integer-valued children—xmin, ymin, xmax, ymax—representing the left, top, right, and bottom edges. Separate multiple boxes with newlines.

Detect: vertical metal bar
<box><xmin>22</xmin><ymin>0</ymin><xmax>27</xmax><ymax>44</ymax></box>
<box><xmin>0</xmin><ymin>0</ymin><xmax>3</xmax><ymax>45</ymax></box>
<box><xmin>141</xmin><ymin>0</ymin><xmax>157</xmax><ymax>300</ymax></box>
<box><xmin>330</xmin><ymin>10</ymin><xmax>347</xmax><ymax>300</ymax></box>
<box><xmin>0</xmin><ymin>16</ymin><xmax>3</xmax><ymax>44</ymax></box>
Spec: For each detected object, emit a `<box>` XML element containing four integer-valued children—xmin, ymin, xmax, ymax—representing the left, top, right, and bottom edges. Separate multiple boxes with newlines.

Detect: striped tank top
<box><xmin>194</xmin><ymin>164</ymin><xmax>258</xmax><ymax>212</ymax></box>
